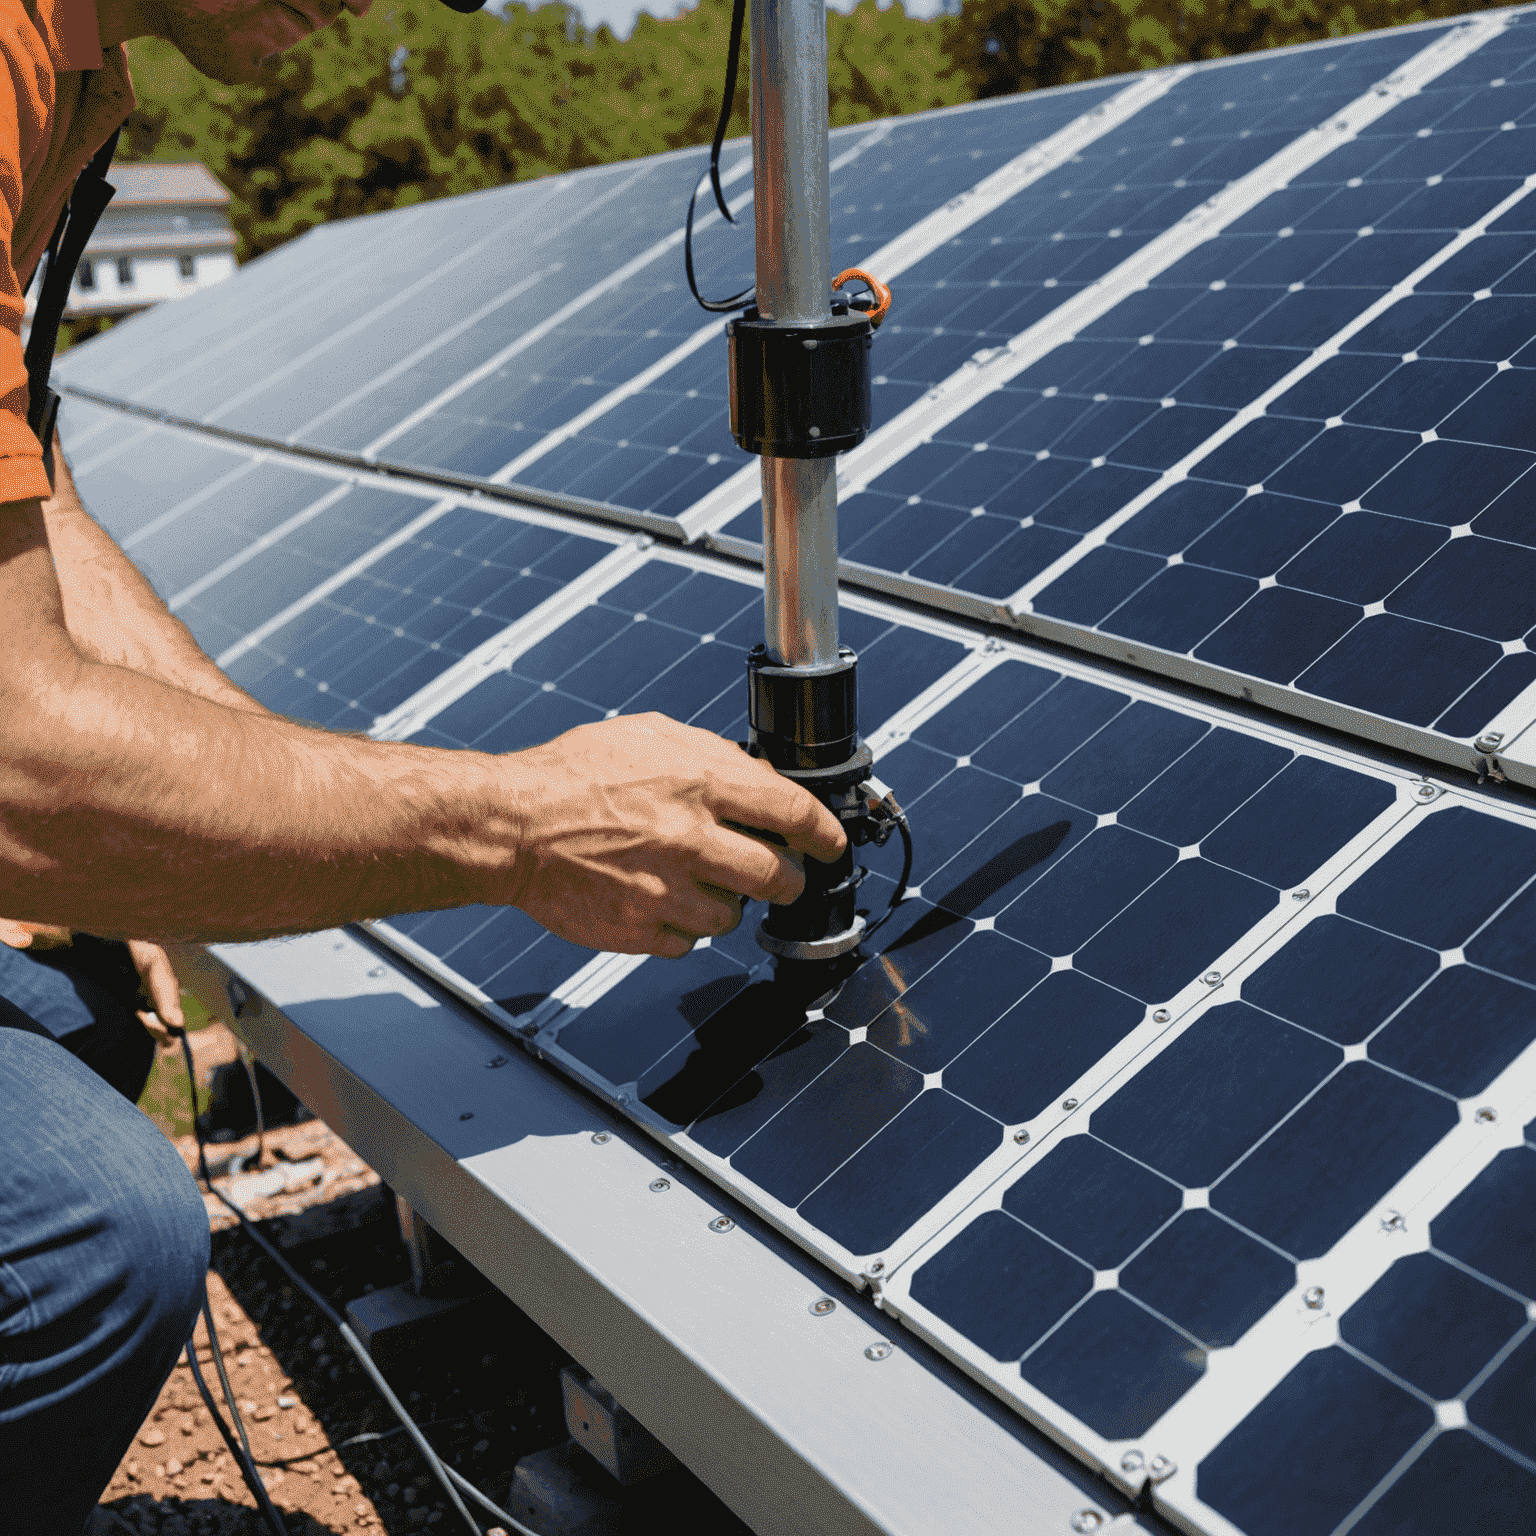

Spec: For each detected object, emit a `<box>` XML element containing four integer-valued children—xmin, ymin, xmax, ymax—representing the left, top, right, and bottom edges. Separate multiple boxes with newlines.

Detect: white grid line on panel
<box><xmin>483</xmin><ymin>123</ymin><xmax>900</xmax><ymax>491</ymax></box>
<box><xmin>675</xmin><ymin>64</ymin><xmax>1202</xmax><ymax>542</ymax></box>
<box><xmin>368</xmin><ymin>535</ymin><xmax>654</xmax><ymax>740</ymax></box>
<box><xmin>360</xmin><ymin>157</ymin><xmax>758</xmax><ymax>461</ymax></box>
<box><xmin>680</xmin><ymin>12</ymin><xmax>1512</xmax><ymax>544</ymax></box>
<box><xmin>117</xmin><ymin>457</ymin><xmax>263</xmax><ymax>552</ymax></box>
<box><xmin>68</xmin><ymin>420</ymin><xmax>156</xmax><ymax>478</ymax></box>
<box><xmin>878</xmin><ymin>783</ymin><xmax>1536</xmax><ymax>1536</ymax></box>
<box><xmin>1004</xmin><ymin>174</ymin><xmax>1536</xmax><ymax>609</ymax></box>
<box><xmin>166</xmin><ymin>481</ymin><xmax>355</xmax><ymax>610</ymax></box>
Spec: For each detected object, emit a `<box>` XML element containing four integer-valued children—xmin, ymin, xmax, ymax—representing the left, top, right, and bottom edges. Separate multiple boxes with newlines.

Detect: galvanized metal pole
<box><xmin>751</xmin><ymin>0</ymin><xmax>839</xmax><ymax>669</ymax></box>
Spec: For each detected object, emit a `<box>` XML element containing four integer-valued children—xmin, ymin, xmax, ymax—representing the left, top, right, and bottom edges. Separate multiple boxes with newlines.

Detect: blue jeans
<box><xmin>0</xmin><ymin>943</ymin><xmax>211</xmax><ymax>1535</ymax></box>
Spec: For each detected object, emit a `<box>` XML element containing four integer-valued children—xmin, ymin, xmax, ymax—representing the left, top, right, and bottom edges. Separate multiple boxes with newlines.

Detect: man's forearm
<box><xmin>44</xmin><ymin>439</ymin><xmax>272</xmax><ymax>714</ymax></box>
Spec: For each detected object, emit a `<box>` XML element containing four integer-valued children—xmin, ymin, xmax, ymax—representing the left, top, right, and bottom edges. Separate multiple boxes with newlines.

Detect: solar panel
<box><xmin>50</xmin><ymin>16</ymin><xmax>1536</xmax><ymax>1536</ymax></box>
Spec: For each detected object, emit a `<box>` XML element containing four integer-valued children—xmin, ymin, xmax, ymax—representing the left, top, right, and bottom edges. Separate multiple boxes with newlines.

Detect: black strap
<box><xmin>25</xmin><ymin>126</ymin><xmax>120</xmax><ymax>483</ymax></box>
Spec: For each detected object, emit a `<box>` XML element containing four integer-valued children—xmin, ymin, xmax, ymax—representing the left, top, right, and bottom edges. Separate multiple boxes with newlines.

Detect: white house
<box><xmin>57</xmin><ymin>162</ymin><xmax>238</xmax><ymax>320</ymax></box>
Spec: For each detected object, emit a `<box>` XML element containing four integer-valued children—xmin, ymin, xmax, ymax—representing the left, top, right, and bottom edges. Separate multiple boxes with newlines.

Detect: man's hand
<box><xmin>506</xmin><ymin>714</ymin><xmax>845</xmax><ymax>958</ymax></box>
<box><xmin>127</xmin><ymin>939</ymin><xmax>185</xmax><ymax>1044</ymax></box>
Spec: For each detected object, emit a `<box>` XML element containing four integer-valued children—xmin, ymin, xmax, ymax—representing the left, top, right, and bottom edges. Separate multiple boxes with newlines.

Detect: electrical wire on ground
<box><xmin>174</xmin><ymin>1026</ymin><xmax>541</xmax><ymax>1536</ymax></box>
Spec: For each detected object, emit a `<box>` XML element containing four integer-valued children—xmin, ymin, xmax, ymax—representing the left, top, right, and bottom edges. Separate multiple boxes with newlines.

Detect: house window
<box><xmin>178</xmin><ymin>254</ymin><xmax>195</xmax><ymax>278</ymax></box>
<box><xmin>76</xmin><ymin>261</ymin><xmax>94</xmax><ymax>290</ymax></box>
<box><xmin>116</xmin><ymin>257</ymin><xmax>133</xmax><ymax>285</ymax></box>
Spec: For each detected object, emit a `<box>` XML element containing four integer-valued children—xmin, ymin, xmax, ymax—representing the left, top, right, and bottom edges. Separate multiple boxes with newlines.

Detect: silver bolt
<box><xmin>591</xmin><ymin>1132</ymin><xmax>610</xmax><ymax>1145</ymax></box>
<box><xmin>1014</xmin><ymin>1129</ymin><xmax>1030</xmax><ymax>1145</ymax></box>
<box><xmin>1475</xmin><ymin>732</ymin><xmax>1504</xmax><ymax>753</ymax></box>
<box><xmin>650</xmin><ymin>1178</ymin><xmax>671</xmax><ymax>1193</ymax></box>
<box><xmin>1476</xmin><ymin>1106</ymin><xmax>1498</xmax><ymax>1124</ymax></box>
<box><xmin>709</xmin><ymin>1216</ymin><xmax>735</xmax><ymax>1233</ymax></box>
<box><xmin>1120</xmin><ymin>1450</ymin><xmax>1145</xmax><ymax>1475</ymax></box>
<box><xmin>1303</xmin><ymin>1285</ymin><xmax>1326</xmax><ymax>1310</ymax></box>
<box><xmin>1148</xmin><ymin>1455</ymin><xmax>1177</xmax><ymax>1482</ymax></box>
<box><xmin>808</xmin><ymin>425</ymin><xmax>822</xmax><ymax>438</ymax></box>
<box><xmin>810</xmin><ymin>1297</ymin><xmax>836</xmax><ymax>1317</ymax></box>
<box><xmin>1153</xmin><ymin>1009</ymin><xmax>1170</xmax><ymax>1024</ymax></box>
<box><xmin>1203</xmin><ymin>971</ymin><xmax>1222</xmax><ymax>985</ymax></box>
<box><xmin>1291</xmin><ymin>888</ymin><xmax>1310</xmax><ymax>901</ymax></box>
<box><xmin>1062</xmin><ymin>1097</ymin><xmax>1079</xmax><ymax>1111</ymax></box>
<box><xmin>867</xmin><ymin>1259</ymin><xmax>886</xmax><ymax>1275</ymax></box>
<box><xmin>1380</xmin><ymin>1209</ymin><xmax>1407</xmax><ymax>1234</ymax></box>
<box><xmin>1069</xmin><ymin>1514</ymin><xmax>1104</xmax><ymax>1533</ymax></box>
<box><xmin>864</xmin><ymin>1341</ymin><xmax>893</xmax><ymax>1362</ymax></box>
<box><xmin>1416</xmin><ymin>783</ymin><xmax>1438</xmax><ymax>800</ymax></box>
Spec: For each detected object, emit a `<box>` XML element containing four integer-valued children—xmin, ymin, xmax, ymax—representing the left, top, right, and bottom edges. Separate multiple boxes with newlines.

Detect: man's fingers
<box><xmin>713</xmin><ymin>768</ymin><xmax>845</xmax><ymax>865</ymax></box>
<box><xmin>137</xmin><ymin>1008</ymin><xmax>173</xmax><ymax>1046</ymax></box>
<box><xmin>698</xmin><ymin>829</ymin><xmax>806</xmax><ymax>906</ymax></box>
<box><xmin>126</xmin><ymin>939</ymin><xmax>184</xmax><ymax>1029</ymax></box>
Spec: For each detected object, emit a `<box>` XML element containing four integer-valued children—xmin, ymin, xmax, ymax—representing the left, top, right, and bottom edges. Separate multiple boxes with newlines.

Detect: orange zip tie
<box><xmin>833</xmin><ymin>267</ymin><xmax>892</xmax><ymax>329</ymax></box>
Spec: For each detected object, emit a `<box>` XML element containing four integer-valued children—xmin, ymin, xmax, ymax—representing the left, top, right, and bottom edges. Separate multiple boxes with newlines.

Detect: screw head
<box><xmin>591</xmin><ymin>1132</ymin><xmax>610</xmax><ymax>1144</ymax></box>
<box><xmin>867</xmin><ymin>1259</ymin><xmax>886</xmax><ymax>1275</ymax></box>
<box><xmin>649</xmin><ymin>1178</ymin><xmax>671</xmax><ymax>1192</ymax></box>
<box><xmin>1153</xmin><ymin>1009</ymin><xmax>1170</xmax><ymax>1023</ymax></box>
<box><xmin>709</xmin><ymin>1216</ymin><xmax>735</xmax><ymax>1233</ymax></box>
<box><xmin>1476</xmin><ymin>1106</ymin><xmax>1498</xmax><ymax>1124</ymax></box>
<box><xmin>1062</xmin><ymin>1097</ymin><xmax>1079</xmax><ymax>1111</ymax></box>
<box><xmin>1203</xmin><ymin>970</ymin><xmax>1222</xmax><ymax>985</ymax></box>
<box><xmin>1120</xmin><ymin>1450</ymin><xmax>1145</xmax><ymax>1474</ymax></box>
<box><xmin>1380</xmin><ymin>1209</ymin><xmax>1407</xmax><ymax>1234</ymax></box>
<box><xmin>1291</xmin><ymin>888</ymin><xmax>1310</xmax><ymax>901</ymax></box>
<box><xmin>810</xmin><ymin>1297</ymin><xmax>836</xmax><ymax>1317</ymax></box>
<box><xmin>1475</xmin><ymin>732</ymin><xmax>1504</xmax><ymax>753</ymax></box>
<box><xmin>864</xmin><ymin>1341</ymin><xmax>893</xmax><ymax>1361</ymax></box>
<box><xmin>1069</xmin><ymin>1514</ymin><xmax>1104</xmax><ymax>1533</ymax></box>
<box><xmin>1416</xmin><ymin>783</ymin><xmax>1438</xmax><ymax>800</ymax></box>
<box><xmin>1013</xmin><ymin>1129</ymin><xmax>1030</xmax><ymax>1144</ymax></box>
<box><xmin>1148</xmin><ymin>1455</ymin><xmax>1177</xmax><ymax>1482</ymax></box>
<box><xmin>1303</xmin><ymin>1285</ymin><xmax>1326</xmax><ymax>1310</ymax></box>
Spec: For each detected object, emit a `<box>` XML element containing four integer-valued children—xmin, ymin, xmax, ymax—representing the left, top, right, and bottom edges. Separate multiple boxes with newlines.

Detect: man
<box><xmin>0</xmin><ymin>0</ymin><xmax>844</xmax><ymax>1528</ymax></box>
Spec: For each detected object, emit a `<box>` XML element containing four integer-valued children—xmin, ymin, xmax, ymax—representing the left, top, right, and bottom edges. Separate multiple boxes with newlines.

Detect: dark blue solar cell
<box><xmin>866</xmin><ymin>930</ymin><xmax>1049</xmax><ymax>1073</ymax></box>
<box><xmin>798</xmin><ymin>1089</ymin><xmax>1001</xmax><ymax>1255</ymax></box>
<box><xmin>1038</xmin><ymin>463</ymin><xmax>1162</xmax><ymax>535</ymax></box>
<box><xmin>474</xmin><ymin>690</ymin><xmax>604</xmax><ymax>753</ymax></box>
<box><xmin>860</xmin><ymin>624</ymin><xmax>969</xmax><ymax>730</ymax></box>
<box><xmin>1109</xmin><ymin>478</ymin><xmax>1247</xmax><ymax>556</ymax></box>
<box><xmin>1242</xmin><ymin>287</ymin><xmax>1393</xmax><ymax>350</ymax></box>
<box><xmin>1386</xmin><ymin>178</ymin><xmax>1525</xmax><ymax>234</ymax></box>
<box><xmin>1297</xmin><ymin>613</ymin><xmax>1502</xmax><ymax>727</ymax></box>
<box><xmin>1440</xmin><ymin>367</ymin><xmax>1536</xmax><ymax>452</ymax></box>
<box><xmin>1468</xmin><ymin>462</ymin><xmax>1536</xmax><ymax>541</ymax></box>
<box><xmin>1203</xmin><ymin>756</ymin><xmax>1395</xmax><ymax>889</ymax></box>
<box><xmin>415</xmin><ymin>672</ymin><xmax>538</xmax><ymax>747</ymax></box>
<box><xmin>484</xmin><ymin>930</ymin><xmax>593</xmax><ymax>1013</ymax></box>
<box><xmin>1214</xmin><ymin>1063</ymin><xmax>1456</xmax><ymax>1258</ymax></box>
<box><xmin>1340</xmin><ymin>1252</ymin><xmax>1527</xmax><ymax>1400</ymax></box>
<box><xmin>1270</xmin><ymin>353</ymin><xmax>1400</xmax><ymax>423</ymax></box>
<box><xmin>1468</xmin><ymin>1332</ymin><xmax>1536</xmax><ymax>1460</ymax></box>
<box><xmin>1119</xmin><ymin>728</ymin><xmax>1290</xmax><ymax>848</ymax></box>
<box><xmin>1076</xmin><ymin>859</ymin><xmax>1279</xmax><ymax>1003</ymax></box>
<box><xmin>955</xmin><ymin>522</ymin><xmax>1081</xmax><ymax>599</ymax></box>
<box><xmin>1352</xmin><ymin>1432</ymin><xmax>1536</xmax><ymax>1536</ymax></box>
<box><xmin>1278</xmin><ymin>510</ymin><xmax>1445</xmax><ymax>603</ymax></box>
<box><xmin>1030</xmin><ymin>545</ymin><xmax>1162</xmax><ymax>625</ymax></box>
<box><xmin>1179</xmin><ymin>345</ymin><xmax>1300</xmax><ymax>407</ymax></box>
<box><xmin>1230</xmin><ymin>231</ymin><xmax>1353</xmax><ymax>285</ymax></box>
<box><xmin>1346</xmin><ymin>295</ymin><xmax>1468</xmax><ymax>359</ymax></box>
<box><xmin>1120</xmin><ymin>1211</ymin><xmax>1294</xmax><ymax>1347</ymax></box>
<box><xmin>1115</xmin><ymin>403</ymin><xmax>1232</xmax><ymax>470</ymax></box>
<box><xmin>1019</xmin><ymin>1292</ymin><xmax>1204</xmax><ymax>1440</ymax></box>
<box><xmin>646</xmin><ymin>571</ymin><xmax>756</xmax><ymax>634</ymax></box>
<box><xmin>1432</xmin><ymin>1147</ymin><xmax>1536</xmax><ymax>1299</ymax></box>
<box><xmin>597</xmin><ymin>560</ymin><xmax>693</xmax><ymax>614</ymax></box>
<box><xmin>561</xmin><ymin>620</ymin><xmax>698</xmax><ymax>710</ymax></box>
<box><xmin>1268</xmin><ymin>424</ymin><xmax>1417</xmax><ymax>506</ymax></box>
<box><xmin>1349</xmin><ymin>359</ymin><xmax>1498</xmax><ymax>434</ymax></box>
<box><xmin>1199</xmin><ymin>584</ymin><xmax>1362</xmax><ymax>684</ymax></box>
<box><xmin>1092</xmin><ymin>1001</ymin><xmax>1338</xmax><ymax>1187</ymax></box>
<box><xmin>1365</xmin><ymin>439</ymin><xmax>1532</xmax><ymax>526</ymax></box>
<box><xmin>901</xmin><ymin>767</ymin><xmax>1022</xmax><ymax>888</ymax></box>
<box><xmin>1389</xmin><ymin>535</ymin><xmax>1536</xmax><ymax>640</ymax></box>
<box><xmin>908</xmin><ymin>1210</ymin><xmax>1092</xmax><ymax>1361</ymax></box>
<box><xmin>1431</xmin><ymin>294</ymin><xmax>1536</xmax><ymax>363</ymax></box>
<box><xmin>996</xmin><ymin>826</ymin><xmax>1177</xmax><ymax>956</ymax></box>
<box><xmin>1198</xmin><ymin>1349</ymin><xmax>1434</xmax><ymax>1536</ymax></box>
<box><xmin>554</xmin><ymin>948</ymin><xmax>749</xmax><ymax>1088</ymax></box>
<box><xmin>908</xmin><ymin>515</ymin><xmax>1022</xmax><ymax>586</ymax></box>
<box><xmin>927</xmin><ymin>793</ymin><xmax>1094</xmax><ymax>921</ymax></box>
<box><xmin>1102</xmin><ymin>563</ymin><xmax>1258</xmax><ymax>653</ymax></box>
<box><xmin>1001</xmin><ymin>1133</ymin><xmax>1181</xmax><ymax>1269</ymax></box>
<box><xmin>1339</xmin><ymin>807</ymin><xmax>1536</xmax><ymax>950</ymax></box>
<box><xmin>1243</xmin><ymin>914</ymin><xmax>1438</xmax><ymax>1046</ymax></box>
<box><xmin>1372</xmin><ymin>964</ymin><xmax>1536</xmax><ymax>1097</ymax></box>
<box><xmin>822</xmin><ymin>900</ymin><xmax>969</xmax><ymax>1031</ymax></box>
<box><xmin>729</xmin><ymin>1042</ymin><xmax>923</xmax><ymax>1209</ymax></box>
<box><xmin>514</xmin><ymin>605</ymin><xmax>631</xmax><ymax>682</ymax></box>
<box><xmin>972</xmin><ymin>677</ymin><xmax>1130</xmax><ymax>784</ymax></box>
<box><xmin>1040</xmin><ymin>702</ymin><xmax>1207</xmax><ymax>814</ymax></box>
<box><xmin>1437</xmin><ymin>650</ymin><xmax>1536</xmax><ymax>737</ymax></box>
<box><xmin>912</xmin><ymin>660</ymin><xmax>1059</xmax><ymax>757</ymax></box>
<box><xmin>944</xmin><ymin>969</ymin><xmax>1146</xmax><ymax>1124</ymax></box>
<box><xmin>871</xmin><ymin>742</ymin><xmax>954</xmax><ymax>811</ymax></box>
<box><xmin>1467</xmin><ymin>878</ymin><xmax>1536</xmax><ymax>987</ymax></box>
<box><xmin>1184</xmin><ymin>492</ymin><xmax>1336</xmax><ymax>579</ymax></box>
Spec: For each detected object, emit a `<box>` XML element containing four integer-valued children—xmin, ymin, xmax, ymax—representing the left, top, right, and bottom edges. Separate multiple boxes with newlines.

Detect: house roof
<box><xmin>106</xmin><ymin>162</ymin><xmax>230</xmax><ymax>207</ymax></box>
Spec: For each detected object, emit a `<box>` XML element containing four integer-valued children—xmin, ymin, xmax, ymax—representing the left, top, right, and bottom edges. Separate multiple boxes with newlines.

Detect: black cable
<box><xmin>862</xmin><ymin>809</ymin><xmax>913</xmax><ymax>943</ymax></box>
<box><xmin>253</xmin><ymin>1414</ymin><xmax>474</xmax><ymax>1467</ymax></box>
<box><xmin>176</xmin><ymin>1030</ymin><xmax>537</xmax><ymax>1536</ymax></box>
<box><xmin>684</xmin><ymin>0</ymin><xmax>754</xmax><ymax>314</ymax></box>
<box><xmin>184</xmin><ymin>1334</ymin><xmax>290</xmax><ymax>1536</ymax></box>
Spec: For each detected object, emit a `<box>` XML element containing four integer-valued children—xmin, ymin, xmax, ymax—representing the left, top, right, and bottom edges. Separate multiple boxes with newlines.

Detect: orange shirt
<box><xmin>0</xmin><ymin>0</ymin><xmax>130</xmax><ymax>503</ymax></box>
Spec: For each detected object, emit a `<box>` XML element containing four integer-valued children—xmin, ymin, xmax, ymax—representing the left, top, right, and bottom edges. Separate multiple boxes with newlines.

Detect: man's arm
<box><xmin>43</xmin><ymin>437</ymin><xmax>271</xmax><ymax>713</ymax></box>
<box><xmin>0</xmin><ymin>496</ymin><xmax>844</xmax><ymax>953</ymax></box>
